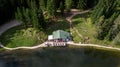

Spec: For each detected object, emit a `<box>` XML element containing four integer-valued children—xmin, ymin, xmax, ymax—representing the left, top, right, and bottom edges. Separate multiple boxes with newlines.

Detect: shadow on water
<box><xmin>0</xmin><ymin>59</ymin><xmax>5</xmax><ymax>67</ymax></box>
<box><xmin>0</xmin><ymin>47</ymin><xmax>120</xmax><ymax>67</ymax></box>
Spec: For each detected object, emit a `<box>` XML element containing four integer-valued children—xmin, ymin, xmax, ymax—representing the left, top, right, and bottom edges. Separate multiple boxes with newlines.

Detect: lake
<box><xmin>0</xmin><ymin>47</ymin><xmax>120</xmax><ymax>67</ymax></box>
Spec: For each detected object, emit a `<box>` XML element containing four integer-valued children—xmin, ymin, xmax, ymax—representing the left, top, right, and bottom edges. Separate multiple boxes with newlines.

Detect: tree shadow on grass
<box><xmin>72</xmin><ymin>12</ymin><xmax>90</xmax><ymax>26</ymax></box>
<box><xmin>0</xmin><ymin>25</ymin><xmax>24</xmax><ymax>46</ymax></box>
<box><xmin>73</xmin><ymin>12</ymin><xmax>90</xmax><ymax>19</ymax></box>
<box><xmin>72</xmin><ymin>19</ymin><xmax>83</xmax><ymax>26</ymax></box>
<box><xmin>46</xmin><ymin>20</ymin><xmax>70</xmax><ymax>35</ymax></box>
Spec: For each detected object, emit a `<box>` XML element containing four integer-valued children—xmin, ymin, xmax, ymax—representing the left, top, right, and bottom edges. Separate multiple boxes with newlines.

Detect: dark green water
<box><xmin>0</xmin><ymin>47</ymin><xmax>120</xmax><ymax>67</ymax></box>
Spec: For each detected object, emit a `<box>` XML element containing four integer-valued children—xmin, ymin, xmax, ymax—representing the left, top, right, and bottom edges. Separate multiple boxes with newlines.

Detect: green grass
<box><xmin>0</xmin><ymin>26</ymin><xmax>47</xmax><ymax>48</ymax></box>
<box><xmin>0</xmin><ymin>19</ymin><xmax>69</xmax><ymax>48</ymax></box>
<box><xmin>72</xmin><ymin>17</ymin><xmax>96</xmax><ymax>43</ymax></box>
<box><xmin>71</xmin><ymin>15</ymin><xmax>113</xmax><ymax>45</ymax></box>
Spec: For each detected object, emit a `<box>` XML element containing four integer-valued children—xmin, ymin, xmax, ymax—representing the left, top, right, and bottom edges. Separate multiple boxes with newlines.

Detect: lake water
<box><xmin>0</xmin><ymin>47</ymin><xmax>120</xmax><ymax>67</ymax></box>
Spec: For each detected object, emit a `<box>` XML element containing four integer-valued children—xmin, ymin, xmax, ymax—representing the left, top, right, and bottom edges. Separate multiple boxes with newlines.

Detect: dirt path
<box><xmin>67</xmin><ymin>42</ymin><xmax>120</xmax><ymax>51</ymax></box>
<box><xmin>0</xmin><ymin>42</ymin><xmax>47</xmax><ymax>50</ymax></box>
<box><xmin>65</xmin><ymin>9</ymin><xmax>90</xmax><ymax>40</ymax></box>
<box><xmin>0</xmin><ymin>20</ymin><xmax>21</xmax><ymax>36</ymax></box>
<box><xmin>66</xmin><ymin>9</ymin><xmax>90</xmax><ymax>21</ymax></box>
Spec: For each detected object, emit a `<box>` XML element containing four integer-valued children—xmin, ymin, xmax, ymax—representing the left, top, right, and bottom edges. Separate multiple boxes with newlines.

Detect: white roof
<box><xmin>48</xmin><ymin>35</ymin><xmax>53</xmax><ymax>40</ymax></box>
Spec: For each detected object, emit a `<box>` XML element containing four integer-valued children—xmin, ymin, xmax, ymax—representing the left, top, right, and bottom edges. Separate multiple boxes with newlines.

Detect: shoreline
<box><xmin>67</xmin><ymin>42</ymin><xmax>120</xmax><ymax>51</ymax></box>
<box><xmin>0</xmin><ymin>42</ymin><xmax>47</xmax><ymax>51</ymax></box>
<box><xmin>1</xmin><ymin>42</ymin><xmax>120</xmax><ymax>52</ymax></box>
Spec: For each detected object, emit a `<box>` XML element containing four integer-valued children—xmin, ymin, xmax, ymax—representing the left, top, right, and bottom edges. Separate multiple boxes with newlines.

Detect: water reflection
<box><xmin>0</xmin><ymin>60</ymin><xmax>5</xmax><ymax>67</ymax></box>
<box><xmin>0</xmin><ymin>47</ymin><xmax>120</xmax><ymax>67</ymax></box>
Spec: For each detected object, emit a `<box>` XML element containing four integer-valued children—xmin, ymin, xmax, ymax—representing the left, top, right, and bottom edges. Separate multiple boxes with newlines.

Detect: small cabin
<box><xmin>46</xmin><ymin>30</ymin><xmax>72</xmax><ymax>47</ymax></box>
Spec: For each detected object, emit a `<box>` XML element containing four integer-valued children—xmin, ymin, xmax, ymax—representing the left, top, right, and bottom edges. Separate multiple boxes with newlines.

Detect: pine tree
<box><xmin>91</xmin><ymin>0</ymin><xmax>119</xmax><ymax>40</ymax></box>
<box><xmin>96</xmin><ymin>12</ymin><xmax>119</xmax><ymax>40</ymax></box>
<box><xmin>77</xmin><ymin>0</ymin><xmax>87</xmax><ymax>10</ymax></box>
<box><xmin>91</xmin><ymin>0</ymin><xmax>118</xmax><ymax>23</ymax></box>
<box><xmin>30</xmin><ymin>0</ymin><xmax>39</xmax><ymax>29</ymax></box>
<box><xmin>39</xmin><ymin>0</ymin><xmax>46</xmax><ymax>11</ymax></box>
<box><xmin>14</xmin><ymin>0</ymin><xmax>46</xmax><ymax>30</ymax></box>
<box><xmin>87</xmin><ymin>0</ymin><xmax>98</xmax><ymax>9</ymax></box>
<box><xmin>65</xmin><ymin>0</ymin><xmax>72</xmax><ymax>12</ymax></box>
<box><xmin>38</xmin><ymin>2</ymin><xmax>46</xmax><ymax>30</ymax></box>
<box><xmin>47</xmin><ymin>0</ymin><xmax>57</xmax><ymax>17</ymax></box>
<box><xmin>22</xmin><ymin>8</ymin><xmax>31</xmax><ymax>27</ymax></box>
<box><xmin>107</xmin><ymin>14</ymin><xmax>120</xmax><ymax>40</ymax></box>
<box><xmin>59</xmin><ymin>1</ymin><xmax>65</xmax><ymax>15</ymax></box>
<box><xmin>112</xmin><ymin>32</ymin><xmax>120</xmax><ymax>45</ymax></box>
<box><xmin>15</xmin><ymin>7</ymin><xmax>23</xmax><ymax>21</ymax></box>
<box><xmin>22</xmin><ymin>7</ymin><xmax>28</xmax><ymax>28</ymax></box>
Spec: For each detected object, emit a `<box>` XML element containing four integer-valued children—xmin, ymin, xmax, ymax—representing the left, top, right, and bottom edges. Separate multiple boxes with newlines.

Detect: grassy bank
<box><xmin>0</xmin><ymin>18</ymin><xmax>69</xmax><ymax>48</ymax></box>
<box><xmin>71</xmin><ymin>14</ymin><xmax>112</xmax><ymax>46</ymax></box>
<box><xmin>0</xmin><ymin>26</ymin><xmax>47</xmax><ymax>48</ymax></box>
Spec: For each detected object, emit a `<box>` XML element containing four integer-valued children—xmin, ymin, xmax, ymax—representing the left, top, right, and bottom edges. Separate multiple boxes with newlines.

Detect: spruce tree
<box><xmin>59</xmin><ymin>1</ymin><xmax>65</xmax><ymax>15</ymax></box>
<box><xmin>112</xmin><ymin>32</ymin><xmax>120</xmax><ymax>45</ymax></box>
<box><xmin>47</xmin><ymin>0</ymin><xmax>57</xmax><ymax>17</ymax></box>
<box><xmin>38</xmin><ymin>2</ymin><xmax>46</xmax><ymax>30</ymax></box>
<box><xmin>39</xmin><ymin>0</ymin><xmax>46</xmax><ymax>11</ymax></box>
<box><xmin>15</xmin><ymin>7</ymin><xmax>23</xmax><ymax>21</ymax></box>
<box><xmin>22</xmin><ymin>8</ymin><xmax>31</xmax><ymax>26</ymax></box>
<box><xmin>77</xmin><ymin>0</ymin><xmax>87</xmax><ymax>10</ymax></box>
<box><xmin>91</xmin><ymin>0</ymin><xmax>118</xmax><ymax>23</ymax></box>
<box><xmin>65</xmin><ymin>0</ymin><xmax>72</xmax><ymax>12</ymax></box>
<box><xmin>97</xmin><ymin>12</ymin><xmax>119</xmax><ymax>40</ymax></box>
<box><xmin>22</xmin><ymin>7</ymin><xmax>28</xmax><ymax>28</ymax></box>
<box><xmin>107</xmin><ymin>14</ymin><xmax>120</xmax><ymax>40</ymax></box>
<box><xmin>91</xmin><ymin>0</ymin><xmax>119</xmax><ymax>40</ymax></box>
<box><xmin>14</xmin><ymin>0</ymin><xmax>46</xmax><ymax>30</ymax></box>
<box><xmin>30</xmin><ymin>0</ymin><xmax>39</xmax><ymax>29</ymax></box>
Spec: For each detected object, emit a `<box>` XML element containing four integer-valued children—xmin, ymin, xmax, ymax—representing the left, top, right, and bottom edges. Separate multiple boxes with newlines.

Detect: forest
<box><xmin>0</xmin><ymin>0</ymin><xmax>120</xmax><ymax>47</ymax></box>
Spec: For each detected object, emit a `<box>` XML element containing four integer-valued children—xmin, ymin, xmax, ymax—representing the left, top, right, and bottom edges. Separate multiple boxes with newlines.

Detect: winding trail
<box><xmin>0</xmin><ymin>42</ymin><xmax>47</xmax><ymax>50</ymax></box>
<box><xmin>66</xmin><ymin>9</ymin><xmax>90</xmax><ymax>21</ymax></box>
<box><xmin>66</xmin><ymin>9</ymin><xmax>90</xmax><ymax>39</ymax></box>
